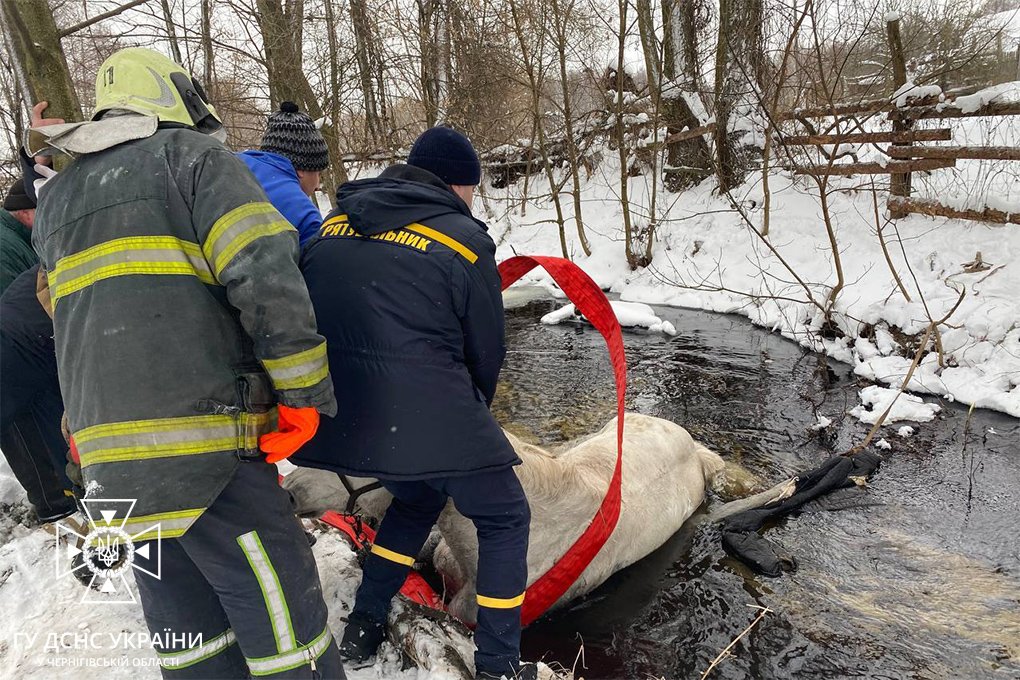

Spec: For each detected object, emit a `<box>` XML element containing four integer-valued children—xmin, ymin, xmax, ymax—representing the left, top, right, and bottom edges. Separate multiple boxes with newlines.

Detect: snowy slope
<box><xmin>482</xmin><ymin>130</ymin><xmax>1020</xmax><ymax>418</ymax></box>
<box><xmin>0</xmin><ymin>460</ymin><xmax>451</xmax><ymax>679</ymax></box>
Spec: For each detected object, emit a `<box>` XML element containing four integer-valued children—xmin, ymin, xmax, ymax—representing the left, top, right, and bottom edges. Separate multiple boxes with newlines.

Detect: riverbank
<box><xmin>481</xmin><ymin>150</ymin><xmax>1020</xmax><ymax>420</ymax></box>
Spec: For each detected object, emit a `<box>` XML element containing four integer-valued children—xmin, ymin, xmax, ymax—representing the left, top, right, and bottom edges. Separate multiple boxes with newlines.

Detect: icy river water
<box><xmin>495</xmin><ymin>293</ymin><xmax>1020</xmax><ymax>680</ymax></box>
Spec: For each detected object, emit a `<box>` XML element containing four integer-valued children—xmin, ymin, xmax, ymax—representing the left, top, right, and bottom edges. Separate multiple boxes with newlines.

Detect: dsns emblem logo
<box><xmin>54</xmin><ymin>500</ymin><xmax>163</xmax><ymax>604</ymax></box>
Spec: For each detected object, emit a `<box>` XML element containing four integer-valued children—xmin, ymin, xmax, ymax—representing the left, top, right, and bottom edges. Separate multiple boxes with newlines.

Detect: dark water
<box><xmin>495</xmin><ymin>295</ymin><xmax>1020</xmax><ymax>680</ymax></box>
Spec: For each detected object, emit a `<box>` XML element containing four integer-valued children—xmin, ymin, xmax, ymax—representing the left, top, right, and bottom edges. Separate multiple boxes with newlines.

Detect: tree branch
<box><xmin>59</xmin><ymin>0</ymin><xmax>152</xmax><ymax>38</ymax></box>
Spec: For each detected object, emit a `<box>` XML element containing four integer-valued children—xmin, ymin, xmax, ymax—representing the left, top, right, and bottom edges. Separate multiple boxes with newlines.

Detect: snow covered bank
<box><xmin>483</xmin><ymin>131</ymin><xmax>1020</xmax><ymax>419</ymax></box>
<box><xmin>0</xmin><ymin>460</ymin><xmax>558</xmax><ymax>680</ymax></box>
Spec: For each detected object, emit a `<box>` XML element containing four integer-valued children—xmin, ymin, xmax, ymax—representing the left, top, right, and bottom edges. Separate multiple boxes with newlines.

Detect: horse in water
<box><xmin>285</xmin><ymin>413</ymin><xmax>792</xmax><ymax>625</ymax></box>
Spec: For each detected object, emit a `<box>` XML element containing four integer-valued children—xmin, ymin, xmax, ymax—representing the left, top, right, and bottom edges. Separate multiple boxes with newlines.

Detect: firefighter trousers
<box><xmin>134</xmin><ymin>458</ymin><xmax>345</xmax><ymax>679</ymax></box>
<box><xmin>351</xmin><ymin>467</ymin><xmax>531</xmax><ymax>677</ymax></box>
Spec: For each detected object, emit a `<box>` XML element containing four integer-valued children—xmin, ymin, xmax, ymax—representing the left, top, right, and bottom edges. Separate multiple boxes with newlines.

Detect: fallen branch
<box><xmin>889</xmin><ymin>101</ymin><xmax>1020</xmax><ymax>121</ymax></box>
<box><xmin>794</xmin><ymin>159</ymin><xmax>956</xmax><ymax>176</ymax></box>
<box><xmin>783</xmin><ymin>128</ymin><xmax>951</xmax><ymax>145</ymax></box>
<box><xmin>700</xmin><ymin>605</ymin><xmax>772</xmax><ymax>679</ymax></box>
<box><xmin>888</xmin><ymin>196</ymin><xmax>1020</xmax><ymax>225</ymax></box>
<box><xmin>885</xmin><ymin>145</ymin><xmax>1020</xmax><ymax>161</ymax></box>
<box><xmin>661</xmin><ymin>122</ymin><xmax>716</xmax><ymax>145</ymax></box>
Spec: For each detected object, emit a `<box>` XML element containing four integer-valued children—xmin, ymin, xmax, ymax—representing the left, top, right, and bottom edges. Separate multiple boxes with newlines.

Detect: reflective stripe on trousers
<box><xmin>156</xmin><ymin>629</ymin><xmax>237</xmax><ymax>670</ymax></box>
<box><xmin>244</xmin><ymin>625</ymin><xmax>334</xmax><ymax>677</ymax></box>
<box><xmin>237</xmin><ymin>530</ymin><xmax>297</xmax><ymax>653</ymax></box>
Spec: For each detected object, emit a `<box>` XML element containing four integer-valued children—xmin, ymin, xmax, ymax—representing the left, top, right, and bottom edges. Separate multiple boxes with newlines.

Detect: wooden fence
<box><xmin>782</xmin><ymin>16</ymin><xmax>1020</xmax><ymax>225</ymax></box>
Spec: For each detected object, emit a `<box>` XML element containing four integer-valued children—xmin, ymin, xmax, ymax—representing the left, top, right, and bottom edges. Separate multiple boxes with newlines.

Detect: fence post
<box><xmin>887</xmin><ymin>15</ymin><xmax>910</xmax><ymax>218</ymax></box>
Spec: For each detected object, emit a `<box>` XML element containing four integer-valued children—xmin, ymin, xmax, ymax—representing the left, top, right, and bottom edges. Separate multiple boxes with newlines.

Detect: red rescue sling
<box><xmin>318</xmin><ymin>256</ymin><xmax>627</xmax><ymax>626</ymax></box>
<box><xmin>497</xmin><ymin>256</ymin><xmax>626</xmax><ymax>626</ymax></box>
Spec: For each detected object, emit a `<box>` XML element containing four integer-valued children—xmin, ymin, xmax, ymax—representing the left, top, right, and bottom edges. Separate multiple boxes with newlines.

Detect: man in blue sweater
<box><xmin>240</xmin><ymin>102</ymin><xmax>329</xmax><ymax>246</ymax></box>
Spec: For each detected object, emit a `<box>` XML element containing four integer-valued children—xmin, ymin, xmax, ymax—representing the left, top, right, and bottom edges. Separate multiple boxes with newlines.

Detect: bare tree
<box><xmin>160</xmin><ymin>0</ymin><xmax>184</xmax><ymax>63</ymax></box>
<box><xmin>0</xmin><ymin>0</ymin><xmax>83</xmax><ymax>123</ymax></box>
<box><xmin>508</xmin><ymin>0</ymin><xmax>569</xmax><ymax>259</ymax></box>
<box><xmin>253</xmin><ymin>0</ymin><xmax>348</xmax><ymax>197</ymax></box>
<box><xmin>350</xmin><ymin>0</ymin><xmax>385</xmax><ymax>145</ymax></box>
<box><xmin>613</xmin><ymin>0</ymin><xmax>643</xmax><ymax>269</ymax></box>
<box><xmin>659</xmin><ymin>0</ymin><xmax>712</xmax><ymax>190</ymax></box>
<box><xmin>548</xmin><ymin>0</ymin><xmax>591</xmax><ymax>255</ymax></box>
<box><xmin>714</xmin><ymin>0</ymin><xmax>764</xmax><ymax>193</ymax></box>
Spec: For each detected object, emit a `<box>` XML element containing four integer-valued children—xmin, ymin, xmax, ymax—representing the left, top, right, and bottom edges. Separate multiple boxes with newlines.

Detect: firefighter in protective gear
<box><xmin>31</xmin><ymin>48</ymin><xmax>345</xmax><ymax>679</ymax></box>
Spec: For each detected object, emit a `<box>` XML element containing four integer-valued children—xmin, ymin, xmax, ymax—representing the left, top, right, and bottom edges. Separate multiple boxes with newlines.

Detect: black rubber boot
<box><xmin>338</xmin><ymin>611</ymin><xmax>386</xmax><ymax>663</ymax></box>
<box><xmin>476</xmin><ymin>662</ymin><xmax>539</xmax><ymax>680</ymax></box>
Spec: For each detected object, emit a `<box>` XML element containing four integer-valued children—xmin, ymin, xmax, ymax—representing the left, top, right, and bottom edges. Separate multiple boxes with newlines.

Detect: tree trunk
<box><xmin>0</xmin><ymin>0</ymin><xmax>83</xmax><ymax>123</ymax></box>
<box><xmin>417</xmin><ymin>0</ymin><xmax>441</xmax><ymax>127</ymax></box>
<box><xmin>349</xmin><ymin>0</ymin><xmax>381</xmax><ymax>145</ymax></box>
<box><xmin>887</xmin><ymin>16</ymin><xmax>911</xmax><ymax>218</ymax></box>
<box><xmin>549</xmin><ymin>0</ymin><xmax>590</xmax><ymax>256</ymax></box>
<box><xmin>254</xmin><ymin>0</ymin><xmax>347</xmax><ymax>201</ymax></box>
<box><xmin>615</xmin><ymin>0</ymin><xmax>643</xmax><ymax>269</ymax></box>
<box><xmin>324</xmin><ymin>0</ymin><xmax>343</xmax><ymax>164</ymax></box>
<box><xmin>660</xmin><ymin>0</ymin><xmax>712</xmax><ymax>191</ymax></box>
<box><xmin>160</xmin><ymin>0</ymin><xmax>183</xmax><ymax>64</ymax></box>
<box><xmin>714</xmin><ymin>0</ymin><xmax>763</xmax><ymax>194</ymax></box>
<box><xmin>200</xmin><ymin>0</ymin><xmax>214</xmax><ymax>89</ymax></box>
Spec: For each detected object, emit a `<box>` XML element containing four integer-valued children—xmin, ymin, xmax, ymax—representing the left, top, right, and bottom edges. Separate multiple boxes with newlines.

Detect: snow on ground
<box><xmin>541</xmin><ymin>300</ymin><xmax>677</xmax><ymax>335</ymax></box>
<box><xmin>849</xmin><ymin>386</ymin><xmax>941</xmax><ymax>425</ymax></box>
<box><xmin>0</xmin><ymin>459</ymin><xmax>446</xmax><ymax>680</ymax></box>
<box><xmin>481</xmin><ymin>122</ymin><xmax>1020</xmax><ymax>421</ymax></box>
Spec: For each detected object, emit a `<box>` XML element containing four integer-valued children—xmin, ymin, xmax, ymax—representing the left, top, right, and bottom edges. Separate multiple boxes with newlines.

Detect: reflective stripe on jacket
<box><xmin>32</xmin><ymin>127</ymin><xmax>336</xmax><ymax>536</ymax></box>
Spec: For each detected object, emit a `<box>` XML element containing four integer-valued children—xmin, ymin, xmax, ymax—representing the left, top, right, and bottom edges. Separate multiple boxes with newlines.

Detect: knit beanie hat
<box><xmin>3</xmin><ymin>178</ymin><xmax>34</xmax><ymax>211</ymax></box>
<box><xmin>407</xmin><ymin>127</ymin><xmax>481</xmax><ymax>186</ymax></box>
<box><xmin>260</xmin><ymin>101</ymin><xmax>329</xmax><ymax>172</ymax></box>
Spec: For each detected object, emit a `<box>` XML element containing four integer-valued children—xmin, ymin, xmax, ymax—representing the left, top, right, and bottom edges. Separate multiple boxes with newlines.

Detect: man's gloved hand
<box><xmin>259</xmin><ymin>406</ymin><xmax>320</xmax><ymax>464</ymax></box>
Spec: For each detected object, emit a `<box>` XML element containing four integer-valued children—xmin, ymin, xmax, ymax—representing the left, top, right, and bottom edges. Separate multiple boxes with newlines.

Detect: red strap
<box><xmin>319</xmin><ymin>510</ymin><xmax>446</xmax><ymax>611</ymax></box>
<box><xmin>498</xmin><ymin>256</ymin><xmax>626</xmax><ymax>626</ymax></box>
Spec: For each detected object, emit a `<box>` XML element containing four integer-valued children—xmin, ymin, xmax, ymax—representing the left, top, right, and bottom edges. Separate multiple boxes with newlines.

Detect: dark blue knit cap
<box><xmin>407</xmin><ymin>127</ymin><xmax>481</xmax><ymax>186</ymax></box>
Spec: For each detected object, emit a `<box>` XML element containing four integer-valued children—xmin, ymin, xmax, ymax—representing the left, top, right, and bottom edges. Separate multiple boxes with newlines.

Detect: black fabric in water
<box><xmin>721</xmin><ymin>450</ymin><xmax>883</xmax><ymax>576</ymax></box>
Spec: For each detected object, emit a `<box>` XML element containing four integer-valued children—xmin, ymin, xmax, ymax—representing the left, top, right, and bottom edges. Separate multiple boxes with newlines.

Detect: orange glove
<box><xmin>259</xmin><ymin>406</ymin><xmax>320</xmax><ymax>464</ymax></box>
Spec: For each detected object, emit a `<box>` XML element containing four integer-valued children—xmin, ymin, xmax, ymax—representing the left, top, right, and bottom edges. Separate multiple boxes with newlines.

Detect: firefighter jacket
<box><xmin>32</xmin><ymin>127</ymin><xmax>336</xmax><ymax>539</ymax></box>
<box><xmin>296</xmin><ymin>164</ymin><xmax>519</xmax><ymax>480</ymax></box>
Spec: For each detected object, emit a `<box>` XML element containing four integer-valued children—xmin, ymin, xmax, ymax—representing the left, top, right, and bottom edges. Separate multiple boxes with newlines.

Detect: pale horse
<box><xmin>284</xmin><ymin>413</ymin><xmax>794</xmax><ymax>625</ymax></box>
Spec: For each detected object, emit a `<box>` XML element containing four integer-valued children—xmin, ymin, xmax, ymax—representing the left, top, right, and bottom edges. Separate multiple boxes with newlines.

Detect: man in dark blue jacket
<box><xmin>298</xmin><ymin>127</ymin><xmax>535</xmax><ymax>680</ymax></box>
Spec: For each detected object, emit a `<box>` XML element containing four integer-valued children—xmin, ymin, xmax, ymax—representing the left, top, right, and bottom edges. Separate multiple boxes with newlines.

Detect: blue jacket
<box><xmin>296</xmin><ymin>164</ymin><xmax>518</xmax><ymax>480</ymax></box>
<box><xmin>239</xmin><ymin>150</ymin><xmax>321</xmax><ymax>245</ymax></box>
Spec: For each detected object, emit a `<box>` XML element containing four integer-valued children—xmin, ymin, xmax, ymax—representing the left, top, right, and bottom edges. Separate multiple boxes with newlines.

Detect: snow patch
<box><xmin>849</xmin><ymin>386</ymin><xmax>941</xmax><ymax>425</ymax></box>
<box><xmin>810</xmin><ymin>415</ymin><xmax>833</xmax><ymax>430</ymax></box>
<box><xmin>542</xmin><ymin>301</ymin><xmax>677</xmax><ymax>335</ymax></box>
<box><xmin>892</xmin><ymin>81</ymin><xmax>942</xmax><ymax>108</ymax></box>
<box><xmin>953</xmin><ymin>81</ymin><xmax>1020</xmax><ymax>114</ymax></box>
<box><xmin>897</xmin><ymin>425</ymin><xmax>915</xmax><ymax>437</ymax></box>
